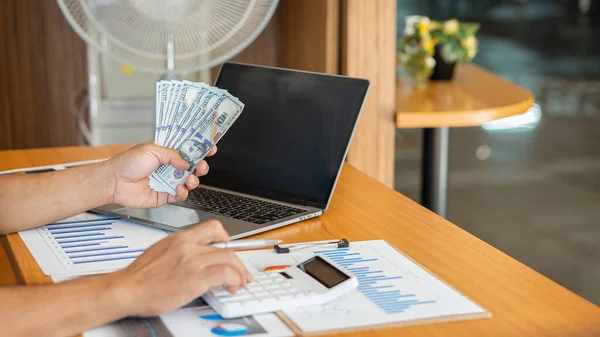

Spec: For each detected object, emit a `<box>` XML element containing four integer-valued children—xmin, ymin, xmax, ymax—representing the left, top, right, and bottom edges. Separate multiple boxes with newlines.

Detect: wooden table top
<box><xmin>1</xmin><ymin>145</ymin><xmax>599</xmax><ymax>336</ymax></box>
<box><xmin>396</xmin><ymin>64</ymin><xmax>535</xmax><ymax>128</ymax></box>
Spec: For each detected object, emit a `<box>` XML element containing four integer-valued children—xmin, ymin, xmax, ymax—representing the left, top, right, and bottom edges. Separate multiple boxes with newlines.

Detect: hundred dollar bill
<box><xmin>159</xmin><ymin>81</ymin><xmax>182</xmax><ymax>146</ymax></box>
<box><xmin>154</xmin><ymin>82</ymin><xmax>160</xmax><ymax>143</ymax></box>
<box><xmin>149</xmin><ymin>94</ymin><xmax>244</xmax><ymax>195</ymax></box>
<box><xmin>169</xmin><ymin>87</ymin><xmax>223</xmax><ymax>149</ymax></box>
<box><xmin>163</xmin><ymin>81</ymin><xmax>192</xmax><ymax>145</ymax></box>
<box><xmin>155</xmin><ymin>81</ymin><xmax>169</xmax><ymax>145</ymax></box>
<box><xmin>157</xmin><ymin>81</ymin><xmax>175</xmax><ymax>145</ymax></box>
<box><xmin>165</xmin><ymin>82</ymin><xmax>209</xmax><ymax>148</ymax></box>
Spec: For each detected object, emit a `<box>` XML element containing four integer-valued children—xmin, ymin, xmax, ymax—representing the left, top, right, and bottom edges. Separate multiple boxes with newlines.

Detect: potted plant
<box><xmin>398</xmin><ymin>16</ymin><xmax>479</xmax><ymax>86</ymax></box>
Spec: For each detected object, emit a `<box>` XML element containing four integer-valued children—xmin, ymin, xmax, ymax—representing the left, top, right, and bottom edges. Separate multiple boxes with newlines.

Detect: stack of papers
<box><xmin>19</xmin><ymin>213</ymin><xmax>292</xmax><ymax>337</ymax></box>
<box><xmin>20</xmin><ymin>213</ymin><xmax>489</xmax><ymax>336</ymax></box>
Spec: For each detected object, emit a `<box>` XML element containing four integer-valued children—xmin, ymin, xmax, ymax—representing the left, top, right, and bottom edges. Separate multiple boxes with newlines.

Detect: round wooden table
<box><xmin>396</xmin><ymin>64</ymin><xmax>534</xmax><ymax>217</ymax></box>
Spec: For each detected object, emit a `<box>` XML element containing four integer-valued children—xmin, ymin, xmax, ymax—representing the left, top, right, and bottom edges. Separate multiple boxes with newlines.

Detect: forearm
<box><xmin>0</xmin><ymin>273</ymin><xmax>132</xmax><ymax>337</ymax></box>
<box><xmin>0</xmin><ymin>162</ymin><xmax>114</xmax><ymax>234</ymax></box>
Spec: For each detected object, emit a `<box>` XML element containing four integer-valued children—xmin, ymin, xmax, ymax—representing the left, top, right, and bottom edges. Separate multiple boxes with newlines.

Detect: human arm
<box><xmin>0</xmin><ymin>143</ymin><xmax>216</xmax><ymax>234</ymax></box>
<box><xmin>0</xmin><ymin>220</ymin><xmax>251</xmax><ymax>337</ymax></box>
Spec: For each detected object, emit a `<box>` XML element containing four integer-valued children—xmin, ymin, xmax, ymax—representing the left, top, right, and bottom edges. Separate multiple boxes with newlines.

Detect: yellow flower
<box><xmin>418</xmin><ymin>17</ymin><xmax>430</xmax><ymax>34</ymax></box>
<box><xmin>443</xmin><ymin>19</ymin><xmax>459</xmax><ymax>35</ymax></box>
<box><xmin>462</xmin><ymin>36</ymin><xmax>478</xmax><ymax>59</ymax></box>
<box><xmin>422</xmin><ymin>39</ymin><xmax>435</xmax><ymax>54</ymax></box>
<box><xmin>462</xmin><ymin>36</ymin><xmax>477</xmax><ymax>50</ymax></box>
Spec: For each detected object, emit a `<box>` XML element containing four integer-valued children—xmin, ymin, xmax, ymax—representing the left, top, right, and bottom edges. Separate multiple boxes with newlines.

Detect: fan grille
<box><xmin>58</xmin><ymin>0</ymin><xmax>279</xmax><ymax>73</ymax></box>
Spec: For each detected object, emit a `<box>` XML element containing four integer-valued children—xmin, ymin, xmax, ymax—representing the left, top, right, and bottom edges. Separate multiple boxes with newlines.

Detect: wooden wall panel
<box><xmin>341</xmin><ymin>0</ymin><xmax>397</xmax><ymax>187</ymax></box>
<box><xmin>280</xmin><ymin>0</ymin><xmax>339</xmax><ymax>74</ymax></box>
<box><xmin>0</xmin><ymin>0</ymin><xmax>87</xmax><ymax>150</ymax></box>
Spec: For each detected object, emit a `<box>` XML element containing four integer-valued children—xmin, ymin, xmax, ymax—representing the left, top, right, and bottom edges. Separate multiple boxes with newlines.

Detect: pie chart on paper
<box><xmin>211</xmin><ymin>323</ymin><xmax>250</xmax><ymax>336</ymax></box>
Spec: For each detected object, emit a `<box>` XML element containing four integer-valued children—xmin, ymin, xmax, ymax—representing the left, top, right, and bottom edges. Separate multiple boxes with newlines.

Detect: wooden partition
<box><xmin>0</xmin><ymin>0</ymin><xmax>87</xmax><ymax>150</ymax></box>
<box><xmin>280</xmin><ymin>0</ymin><xmax>397</xmax><ymax>187</ymax></box>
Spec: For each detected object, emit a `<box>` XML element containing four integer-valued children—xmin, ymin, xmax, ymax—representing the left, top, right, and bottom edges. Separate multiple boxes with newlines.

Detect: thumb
<box><xmin>145</xmin><ymin>143</ymin><xmax>190</xmax><ymax>171</ymax></box>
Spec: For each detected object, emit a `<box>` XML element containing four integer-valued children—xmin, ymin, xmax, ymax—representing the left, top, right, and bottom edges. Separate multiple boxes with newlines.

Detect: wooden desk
<box><xmin>1</xmin><ymin>146</ymin><xmax>599</xmax><ymax>336</ymax></box>
<box><xmin>396</xmin><ymin>64</ymin><xmax>535</xmax><ymax>217</ymax></box>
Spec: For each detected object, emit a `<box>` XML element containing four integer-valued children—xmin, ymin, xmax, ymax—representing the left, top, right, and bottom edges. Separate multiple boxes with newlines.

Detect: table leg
<box><xmin>421</xmin><ymin>127</ymin><xmax>449</xmax><ymax>218</ymax></box>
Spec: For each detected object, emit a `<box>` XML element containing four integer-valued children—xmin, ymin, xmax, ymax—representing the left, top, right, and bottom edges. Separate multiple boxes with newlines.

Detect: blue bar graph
<box><xmin>45</xmin><ymin>217</ymin><xmax>144</xmax><ymax>265</ymax></box>
<box><xmin>316</xmin><ymin>248</ymin><xmax>436</xmax><ymax>314</ymax></box>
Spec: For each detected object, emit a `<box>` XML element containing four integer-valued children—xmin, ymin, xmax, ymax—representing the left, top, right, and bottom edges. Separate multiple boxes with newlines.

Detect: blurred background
<box><xmin>395</xmin><ymin>0</ymin><xmax>600</xmax><ymax>306</ymax></box>
<box><xmin>0</xmin><ymin>0</ymin><xmax>598</xmax><ymax>306</ymax></box>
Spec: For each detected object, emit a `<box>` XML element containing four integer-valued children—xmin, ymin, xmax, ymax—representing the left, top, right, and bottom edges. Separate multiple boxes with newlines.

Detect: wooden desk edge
<box><xmin>396</xmin><ymin>96</ymin><xmax>534</xmax><ymax>128</ymax></box>
<box><xmin>1</xmin><ymin>233</ymin><xmax>52</xmax><ymax>285</ymax></box>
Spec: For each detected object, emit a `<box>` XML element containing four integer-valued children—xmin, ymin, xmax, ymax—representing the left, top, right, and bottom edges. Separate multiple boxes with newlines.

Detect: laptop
<box><xmin>94</xmin><ymin>62</ymin><xmax>370</xmax><ymax>239</ymax></box>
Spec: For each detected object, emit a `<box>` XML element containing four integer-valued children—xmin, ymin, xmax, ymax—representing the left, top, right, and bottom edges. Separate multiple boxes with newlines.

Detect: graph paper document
<box><xmin>19</xmin><ymin>212</ymin><xmax>168</xmax><ymax>276</ymax></box>
<box><xmin>84</xmin><ymin>298</ymin><xmax>293</xmax><ymax>337</ymax></box>
<box><xmin>237</xmin><ymin>240</ymin><xmax>490</xmax><ymax>333</ymax></box>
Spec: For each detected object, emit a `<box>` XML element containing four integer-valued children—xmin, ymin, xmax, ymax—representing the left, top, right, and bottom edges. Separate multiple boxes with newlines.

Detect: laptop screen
<box><xmin>204</xmin><ymin>62</ymin><xmax>369</xmax><ymax>209</ymax></box>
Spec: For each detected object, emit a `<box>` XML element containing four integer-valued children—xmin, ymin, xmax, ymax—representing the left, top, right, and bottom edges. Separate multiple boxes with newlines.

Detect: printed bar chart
<box><xmin>315</xmin><ymin>248</ymin><xmax>436</xmax><ymax>314</ymax></box>
<box><xmin>20</xmin><ymin>212</ymin><xmax>171</xmax><ymax>276</ymax></box>
<box><xmin>46</xmin><ymin>216</ymin><xmax>146</xmax><ymax>264</ymax></box>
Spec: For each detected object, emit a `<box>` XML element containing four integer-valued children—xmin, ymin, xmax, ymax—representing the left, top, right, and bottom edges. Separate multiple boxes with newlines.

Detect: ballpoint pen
<box><xmin>211</xmin><ymin>239</ymin><xmax>281</xmax><ymax>250</ymax></box>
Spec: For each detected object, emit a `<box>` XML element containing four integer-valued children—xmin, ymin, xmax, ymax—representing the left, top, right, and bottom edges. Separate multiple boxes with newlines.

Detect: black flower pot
<box><xmin>430</xmin><ymin>45</ymin><xmax>456</xmax><ymax>81</ymax></box>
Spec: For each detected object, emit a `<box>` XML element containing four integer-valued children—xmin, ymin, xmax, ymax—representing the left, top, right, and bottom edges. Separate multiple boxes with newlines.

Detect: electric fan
<box><xmin>57</xmin><ymin>0</ymin><xmax>279</xmax><ymax>76</ymax></box>
<box><xmin>56</xmin><ymin>0</ymin><xmax>279</xmax><ymax>145</ymax></box>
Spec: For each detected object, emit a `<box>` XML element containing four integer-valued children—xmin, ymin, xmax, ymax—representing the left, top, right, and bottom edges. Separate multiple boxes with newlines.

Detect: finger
<box><xmin>153</xmin><ymin>191</ymin><xmax>170</xmax><ymax>208</ymax></box>
<box><xmin>185</xmin><ymin>174</ymin><xmax>200</xmax><ymax>190</ymax></box>
<box><xmin>207</xmin><ymin>146</ymin><xmax>217</xmax><ymax>157</ymax></box>
<box><xmin>168</xmin><ymin>184</ymin><xmax>189</xmax><ymax>203</ymax></box>
<box><xmin>178</xmin><ymin>219</ymin><xmax>229</xmax><ymax>245</ymax></box>
<box><xmin>200</xmin><ymin>249</ymin><xmax>250</xmax><ymax>285</ymax></box>
<box><xmin>193</xmin><ymin>161</ymin><xmax>209</xmax><ymax>177</ymax></box>
<box><xmin>198</xmin><ymin>265</ymin><xmax>244</xmax><ymax>295</ymax></box>
<box><xmin>144</xmin><ymin>143</ymin><xmax>190</xmax><ymax>171</ymax></box>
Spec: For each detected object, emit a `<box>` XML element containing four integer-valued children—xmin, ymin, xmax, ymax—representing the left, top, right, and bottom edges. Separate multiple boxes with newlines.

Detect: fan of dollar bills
<box><xmin>149</xmin><ymin>81</ymin><xmax>244</xmax><ymax>196</ymax></box>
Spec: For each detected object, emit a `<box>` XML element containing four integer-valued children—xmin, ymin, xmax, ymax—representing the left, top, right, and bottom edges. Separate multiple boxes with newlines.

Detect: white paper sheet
<box><xmin>19</xmin><ymin>212</ymin><xmax>168</xmax><ymax>276</ymax></box>
<box><xmin>237</xmin><ymin>240</ymin><xmax>488</xmax><ymax>333</ymax></box>
<box><xmin>84</xmin><ymin>298</ymin><xmax>293</xmax><ymax>337</ymax></box>
<box><xmin>0</xmin><ymin>159</ymin><xmax>106</xmax><ymax>175</ymax></box>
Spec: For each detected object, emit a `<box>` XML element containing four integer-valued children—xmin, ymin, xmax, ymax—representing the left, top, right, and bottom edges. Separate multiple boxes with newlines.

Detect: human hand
<box><xmin>103</xmin><ymin>142</ymin><xmax>217</xmax><ymax>208</ymax></box>
<box><xmin>111</xmin><ymin>220</ymin><xmax>252</xmax><ymax>317</ymax></box>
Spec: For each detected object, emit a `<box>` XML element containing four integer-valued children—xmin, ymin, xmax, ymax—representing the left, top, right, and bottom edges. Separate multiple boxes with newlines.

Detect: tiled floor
<box><xmin>396</xmin><ymin>0</ymin><xmax>600</xmax><ymax>305</ymax></box>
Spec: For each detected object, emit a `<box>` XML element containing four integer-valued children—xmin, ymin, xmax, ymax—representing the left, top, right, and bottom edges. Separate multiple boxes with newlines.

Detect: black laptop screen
<box><xmin>204</xmin><ymin>63</ymin><xmax>369</xmax><ymax>209</ymax></box>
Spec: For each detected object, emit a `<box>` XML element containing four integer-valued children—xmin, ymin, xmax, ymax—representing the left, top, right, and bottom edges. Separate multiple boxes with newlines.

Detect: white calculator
<box><xmin>202</xmin><ymin>255</ymin><xmax>358</xmax><ymax>318</ymax></box>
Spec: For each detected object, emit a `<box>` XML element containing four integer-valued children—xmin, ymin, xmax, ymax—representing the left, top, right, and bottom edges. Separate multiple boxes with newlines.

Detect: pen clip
<box><xmin>274</xmin><ymin>238</ymin><xmax>349</xmax><ymax>254</ymax></box>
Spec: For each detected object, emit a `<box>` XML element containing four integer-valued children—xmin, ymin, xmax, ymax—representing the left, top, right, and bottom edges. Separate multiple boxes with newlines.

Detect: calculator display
<box><xmin>297</xmin><ymin>256</ymin><xmax>350</xmax><ymax>288</ymax></box>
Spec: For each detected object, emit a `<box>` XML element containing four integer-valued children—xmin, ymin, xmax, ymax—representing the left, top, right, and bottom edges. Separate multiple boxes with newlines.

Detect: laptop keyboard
<box><xmin>183</xmin><ymin>187</ymin><xmax>306</xmax><ymax>225</ymax></box>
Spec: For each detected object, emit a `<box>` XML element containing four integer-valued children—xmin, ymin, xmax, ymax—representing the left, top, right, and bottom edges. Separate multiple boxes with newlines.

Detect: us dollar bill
<box><xmin>165</xmin><ymin>82</ymin><xmax>209</xmax><ymax>148</ymax></box>
<box><xmin>170</xmin><ymin>88</ymin><xmax>223</xmax><ymax>149</ymax></box>
<box><xmin>149</xmin><ymin>94</ymin><xmax>244</xmax><ymax>195</ymax></box>
<box><xmin>155</xmin><ymin>81</ymin><xmax>169</xmax><ymax>145</ymax></box>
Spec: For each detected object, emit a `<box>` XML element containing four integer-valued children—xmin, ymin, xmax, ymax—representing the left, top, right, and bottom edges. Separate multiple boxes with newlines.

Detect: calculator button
<box><xmin>258</xmin><ymin>278</ymin><xmax>274</xmax><ymax>284</ymax></box>
<box><xmin>253</xmin><ymin>291</ymin><xmax>270</xmax><ymax>298</ymax></box>
<box><xmin>210</xmin><ymin>287</ymin><xmax>230</xmax><ymax>297</ymax></box>
<box><xmin>246</xmin><ymin>284</ymin><xmax>264</xmax><ymax>291</ymax></box>
<box><xmin>219</xmin><ymin>297</ymin><xmax>238</xmax><ymax>303</ymax></box>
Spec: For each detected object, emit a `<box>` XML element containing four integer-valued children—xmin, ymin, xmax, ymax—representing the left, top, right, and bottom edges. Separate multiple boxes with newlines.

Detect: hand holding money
<box><xmin>149</xmin><ymin>80</ymin><xmax>244</xmax><ymax>195</ymax></box>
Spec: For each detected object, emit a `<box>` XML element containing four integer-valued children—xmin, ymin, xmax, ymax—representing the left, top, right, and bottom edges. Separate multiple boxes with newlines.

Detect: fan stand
<box><xmin>160</xmin><ymin>38</ymin><xmax>181</xmax><ymax>81</ymax></box>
